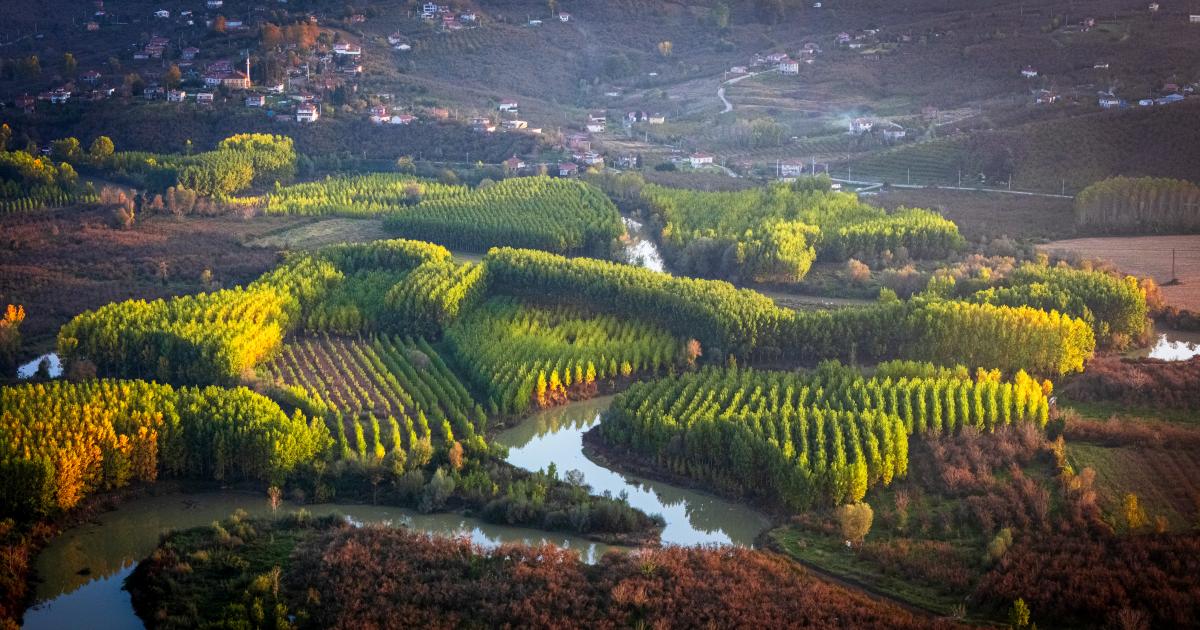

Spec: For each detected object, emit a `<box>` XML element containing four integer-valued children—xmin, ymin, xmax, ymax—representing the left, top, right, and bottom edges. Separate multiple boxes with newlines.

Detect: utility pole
<box><xmin>907</xmin><ymin>168</ymin><xmax>911</xmax><ymax>185</ymax></box>
<box><xmin>958</xmin><ymin>168</ymin><xmax>962</xmax><ymax>187</ymax></box>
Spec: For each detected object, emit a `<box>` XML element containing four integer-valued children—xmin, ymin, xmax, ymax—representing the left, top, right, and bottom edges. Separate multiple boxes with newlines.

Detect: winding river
<box><xmin>21</xmin><ymin>398</ymin><xmax>769</xmax><ymax>629</ymax></box>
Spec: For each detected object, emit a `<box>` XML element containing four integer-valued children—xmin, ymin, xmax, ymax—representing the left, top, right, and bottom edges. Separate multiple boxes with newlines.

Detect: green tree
<box><xmin>50</xmin><ymin>137</ymin><xmax>82</xmax><ymax>162</ymax></box>
<box><xmin>835</xmin><ymin>501</ymin><xmax>873</xmax><ymax>546</ymax></box>
<box><xmin>1008</xmin><ymin>598</ymin><xmax>1031</xmax><ymax>629</ymax></box>
<box><xmin>89</xmin><ymin>136</ymin><xmax>115</xmax><ymax>163</ymax></box>
<box><xmin>0</xmin><ymin>124</ymin><xmax>11</xmax><ymax>151</ymax></box>
<box><xmin>63</xmin><ymin>53</ymin><xmax>77</xmax><ymax>76</ymax></box>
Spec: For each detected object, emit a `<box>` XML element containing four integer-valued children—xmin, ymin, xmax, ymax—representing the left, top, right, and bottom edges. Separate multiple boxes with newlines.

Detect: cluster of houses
<box><xmin>848</xmin><ymin>117</ymin><xmax>907</xmax><ymax>141</ymax></box>
<box><xmin>420</xmin><ymin>3</ymin><xmax>478</xmax><ymax>30</ymax></box>
<box><xmin>623</xmin><ymin>111</ymin><xmax>666</xmax><ymax>125</ymax></box>
<box><xmin>368</xmin><ymin>105</ymin><xmax>417</xmax><ymax>125</ymax></box>
<box><xmin>1098</xmin><ymin>83</ymin><xmax>1194</xmax><ymax>109</ymax></box>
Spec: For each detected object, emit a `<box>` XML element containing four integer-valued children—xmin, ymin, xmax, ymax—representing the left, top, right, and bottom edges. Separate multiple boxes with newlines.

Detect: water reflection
<box><xmin>1127</xmin><ymin>327</ymin><xmax>1200</xmax><ymax>361</ymax></box>
<box><xmin>497</xmin><ymin>397</ymin><xmax>771</xmax><ymax>547</ymax></box>
<box><xmin>16</xmin><ymin>353</ymin><xmax>62</xmax><ymax>379</ymax></box>
<box><xmin>622</xmin><ymin>217</ymin><xmax>667</xmax><ymax>273</ymax></box>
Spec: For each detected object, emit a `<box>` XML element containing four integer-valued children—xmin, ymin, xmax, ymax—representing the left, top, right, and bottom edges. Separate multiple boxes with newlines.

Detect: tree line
<box><xmin>0</xmin><ymin>380</ymin><xmax>330</xmax><ymax>518</ymax></box>
<box><xmin>602</xmin><ymin>362</ymin><xmax>1051</xmax><ymax>510</ymax></box>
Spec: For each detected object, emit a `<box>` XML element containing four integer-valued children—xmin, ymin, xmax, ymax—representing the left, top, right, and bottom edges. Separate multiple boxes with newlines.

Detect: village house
<box><xmin>558</xmin><ymin>162</ymin><xmax>579</xmax><ymax>177</ymax></box>
<box><xmin>369</xmin><ymin>105</ymin><xmax>388</xmax><ymax>123</ymax></box>
<box><xmin>1148</xmin><ymin>2</ymin><xmax>1160</xmax><ymax>11</ymax></box>
<box><xmin>427</xmin><ymin>107</ymin><xmax>450</xmax><ymax>120</ymax></box>
<box><xmin>503</xmin><ymin>156</ymin><xmax>526</xmax><ymax>172</ymax></box>
<box><xmin>882</xmin><ymin>124</ymin><xmax>907</xmax><ymax>141</ymax></box>
<box><xmin>154</xmin><ymin>9</ymin><xmax>170</xmax><ymax>19</ymax></box>
<box><xmin>689</xmin><ymin>153</ymin><xmax>714</xmax><ymax>168</ymax></box>
<box><xmin>1034</xmin><ymin>89</ymin><xmax>1060</xmax><ymax>104</ymax></box>
<box><xmin>182</xmin><ymin>47</ymin><xmax>200</xmax><ymax>60</ymax></box>
<box><xmin>349</xmin><ymin>13</ymin><xmax>366</xmax><ymax>23</ymax></box>
<box><xmin>528</xmin><ymin>19</ymin><xmax>542</xmax><ymax>26</ymax></box>
<box><xmin>86</xmin><ymin>21</ymin><xmax>100</xmax><ymax>31</ymax></box>
<box><xmin>15</xmin><ymin>94</ymin><xmax>35</xmax><ymax>112</ymax></box>
<box><xmin>333</xmin><ymin>43</ymin><xmax>362</xmax><ymax>56</ymax></box>
<box><xmin>566</xmin><ymin>133</ymin><xmax>591</xmax><ymax>151</ymax></box>
<box><xmin>779</xmin><ymin>161</ymin><xmax>805</xmax><ymax>178</ymax></box>
<box><xmin>166</xmin><ymin>89</ymin><xmax>186</xmax><ymax>102</ymax></box>
<box><xmin>648</xmin><ymin>113</ymin><xmax>666</xmax><ymax>124</ymax></box>
<box><xmin>245</xmin><ymin>94</ymin><xmax>265</xmax><ymax>107</ymax></box>
<box><xmin>502</xmin><ymin>120</ymin><xmax>528</xmax><ymax>130</ymax></box>
<box><xmin>390</xmin><ymin>114</ymin><xmax>416</xmax><ymax>125</ymax></box>
<box><xmin>778</xmin><ymin>57</ymin><xmax>800</xmax><ymax>74</ymax></box>
<box><xmin>497</xmin><ymin>100</ymin><xmax>519</xmax><ymax>113</ymax></box>
<box><xmin>471</xmin><ymin>117</ymin><xmax>496</xmax><ymax>133</ymax></box>
<box><xmin>1097</xmin><ymin>93</ymin><xmax>1123</xmax><ymax>108</ymax></box>
<box><xmin>296</xmin><ymin>103</ymin><xmax>319</xmax><ymax>122</ymax></box>
<box><xmin>581</xmin><ymin>152</ymin><xmax>604</xmax><ymax>166</ymax></box>
<box><xmin>196</xmin><ymin>92</ymin><xmax>214</xmax><ymax>104</ymax></box>
<box><xmin>559</xmin><ymin>12</ymin><xmax>570</xmax><ymax>22</ymax></box>
<box><xmin>1191</xmin><ymin>14</ymin><xmax>1200</xmax><ymax>23</ymax></box>
<box><xmin>1020</xmin><ymin>66</ymin><xmax>1038</xmax><ymax>78</ymax></box>
<box><xmin>143</xmin><ymin>86</ymin><xmax>164</xmax><ymax>99</ymax></box>
<box><xmin>1155</xmin><ymin>93</ymin><xmax>1185</xmax><ymax>105</ymax></box>
<box><xmin>206</xmin><ymin>0</ymin><xmax>223</xmax><ymax>8</ymax></box>
<box><xmin>765</xmin><ymin>52</ymin><xmax>789</xmax><ymax>63</ymax></box>
<box><xmin>850</xmin><ymin>117</ymin><xmax>874</xmax><ymax>133</ymax></box>
<box><xmin>1094</xmin><ymin>62</ymin><xmax>1110</xmax><ymax>69</ymax></box>
<box><xmin>585</xmin><ymin>121</ymin><xmax>606</xmax><ymax>133</ymax></box>
<box><xmin>836</xmin><ymin>32</ymin><xmax>852</xmax><ymax>44</ymax></box>
<box><xmin>40</xmin><ymin>88</ymin><xmax>71</xmax><ymax>104</ymax></box>
<box><xmin>81</xmin><ymin>70</ymin><xmax>102</xmax><ymax>83</ymax></box>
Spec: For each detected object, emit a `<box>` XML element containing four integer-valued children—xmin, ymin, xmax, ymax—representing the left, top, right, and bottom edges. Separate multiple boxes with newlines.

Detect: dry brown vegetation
<box><xmin>1060</xmin><ymin>356</ymin><xmax>1200</xmax><ymax>410</ymax></box>
<box><xmin>291</xmin><ymin>524</ymin><xmax>948</xmax><ymax>630</ymax></box>
<box><xmin>0</xmin><ymin>208</ymin><xmax>290</xmax><ymax>352</ymax></box>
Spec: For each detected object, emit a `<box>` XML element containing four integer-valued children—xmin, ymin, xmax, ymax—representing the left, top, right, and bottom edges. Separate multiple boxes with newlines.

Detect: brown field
<box><xmin>0</xmin><ymin>208</ymin><xmax>294</xmax><ymax>354</ymax></box>
<box><xmin>870</xmin><ymin>188</ymin><xmax>1076</xmax><ymax>241</ymax></box>
<box><xmin>1039</xmin><ymin>235</ymin><xmax>1200</xmax><ymax>311</ymax></box>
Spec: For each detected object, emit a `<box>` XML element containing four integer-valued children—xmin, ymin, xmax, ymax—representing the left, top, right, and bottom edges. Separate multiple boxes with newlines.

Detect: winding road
<box><xmin>718</xmin><ymin>69</ymin><xmax>773</xmax><ymax>113</ymax></box>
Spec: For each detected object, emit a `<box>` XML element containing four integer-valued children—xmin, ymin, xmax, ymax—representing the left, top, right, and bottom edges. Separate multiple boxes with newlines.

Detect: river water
<box><xmin>22</xmin><ymin>398</ymin><xmax>768</xmax><ymax>629</ymax></box>
<box><xmin>1128</xmin><ymin>326</ymin><xmax>1200</xmax><ymax>361</ymax></box>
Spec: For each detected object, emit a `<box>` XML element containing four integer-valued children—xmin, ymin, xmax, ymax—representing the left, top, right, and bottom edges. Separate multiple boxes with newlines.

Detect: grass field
<box><xmin>870</xmin><ymin>188</ymin><xmax>1076</xmax><ymax>241</ymax></box>
<box><xmin>245</xmin><ymin>218</ymin><xmax>391</xmax><ymax>250</ymax></box>
<box><xmin>768</xmin><ymin>527</ymin><xmax>972</xmax><ymax>618</ymax></box>
<box><xmin>1068</xmin><ymin>443</ymin><xmax>1200</xmax><ymax>531</ymax></box>
<box><xmin>1039</xmin><ymin>235</ymin><xmax>1200</xmax><ymax>311</ymax></box>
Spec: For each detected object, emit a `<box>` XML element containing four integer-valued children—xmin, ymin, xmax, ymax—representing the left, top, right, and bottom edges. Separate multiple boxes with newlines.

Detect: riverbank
<box><xmin>579</xmin><ymin>425</ymin><xmax>790</xmax><ymax>525</ymax></box>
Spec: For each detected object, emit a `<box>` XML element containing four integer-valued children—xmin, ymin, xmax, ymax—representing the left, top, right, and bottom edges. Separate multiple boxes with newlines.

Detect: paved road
<box><xmin>718</xmin><ymin>69</ymin><xmax>773</xmax><ymax>113</ymax></box>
